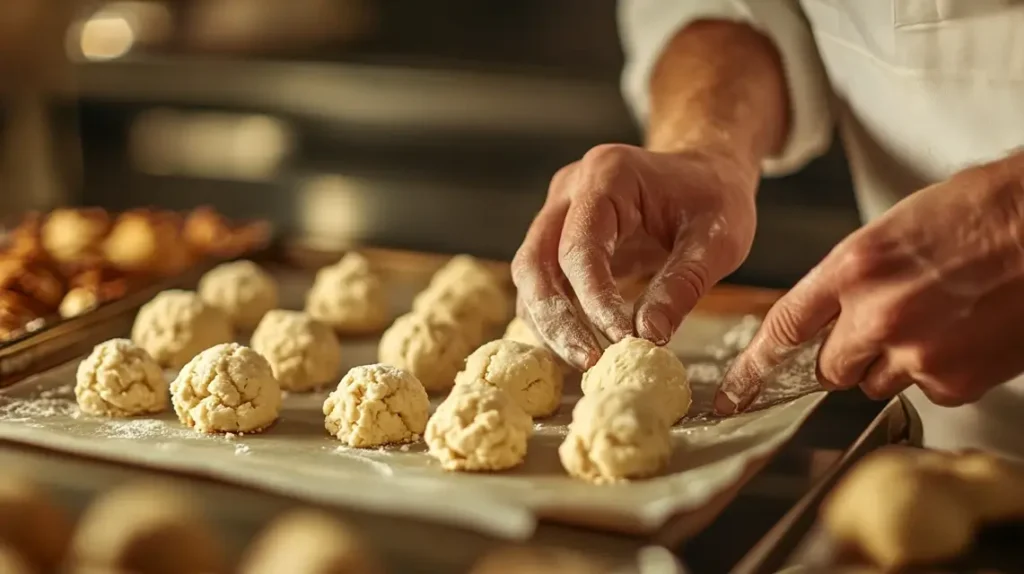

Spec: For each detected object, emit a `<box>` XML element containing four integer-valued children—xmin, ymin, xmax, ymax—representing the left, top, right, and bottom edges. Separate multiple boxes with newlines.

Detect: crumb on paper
<box><xmin>400</xmin><ymin>444</ymin><xmax>411</xmax><ymax>452</ymax></box>
<box><xmin>234</xmin><ymin>444</ymin><xmax>251</xmax><ymax>455</ymax></box>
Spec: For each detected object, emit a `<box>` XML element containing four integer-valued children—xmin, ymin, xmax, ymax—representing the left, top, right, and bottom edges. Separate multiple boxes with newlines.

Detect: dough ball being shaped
<box><xmin>581</xmin><ymin>336</ymin><xmax>691</xmax><ymax>424</ymax></box>
<box><xmin>503</xmin><ymin>317</ymin><xmax>541</xmax><ymax>348</ymax></box>
<box><xmin>71</xmin><ymin>482</ymin><xmax>226</xmax><ymax>574</ymax></box>
<box><xmin>455</xmin><ymin>340</ymin><xmax>563</xmax><ymax>417</ymax></box>
<box><xmin>0</xmin><ymin>476</ymin><xmax>73</xmax><ymax>572</ymax></box>
<box><xmin>425</xmin><ymin>382</ymin><xmax>532</xmax><ymax>472</ymax></box>
<box><xmin>198</xmin><ymin>260</ymin><xmax>278</xmax><ymax>330</ymax></box>
<box><xmin>131</xmin><ymin>290</ymin><xmax>233</xmax><ymax>369</ymax></box>
<box><xmin>421</xmin><ymin>304</ymin><xmax>487</xmax><ymax>346</ymax></box>
<box><xmin>171</xmin><ymin>343</ymin><xmax>281</xmax><ymax>434</ymax></box>
<box><xmin>305</xmin><ymin>253</ymin><xmax>389</xmax><ymax>333</ymax></box>
<box><xmin>251</xmin><ymin>310</ymin><xmax>341</xmax><ymax>392</ymax></box>
<box><xmin>412</xmin><ymin>279</ymin><xmax>510</xmax><ymax>328</ymax></box>
<box><xmin>378</xmin><ymin>312</ymin><xmax>473</xmax><ymax>392</ymax></box>
<box><xmin>76</xmin><ymin>339</ymin><xmax>168</xmax><ymax>417</ymax></box>
<box><xmin>558</xmin><ymin>388</ymin><xmax>671</xmax><ymax>483</ymax></box>
<box><xmin>323</xmin><ymin>364</ymin><xmax>430</xmax><ymax>447</ymax></box>
<box><xmin>240</xmin><ymin>510</ymin><xmax>382</xmax><ymax>574</ymax></box>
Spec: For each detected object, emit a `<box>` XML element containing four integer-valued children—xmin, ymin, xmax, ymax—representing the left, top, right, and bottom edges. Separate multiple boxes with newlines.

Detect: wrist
<box><xmin>646</xmin><ymin>20</ymin><xmax>790</xmax><ymax>176</ymax></box>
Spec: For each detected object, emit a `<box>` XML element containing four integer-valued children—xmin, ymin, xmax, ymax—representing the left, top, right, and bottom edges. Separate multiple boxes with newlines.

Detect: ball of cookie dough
<box><xmin>581</xmin><ymin>336</ymin><xmax>691</xmax><ymax>424</ymax></box>
<box><xmin>240</xmin><ymin>510</ymin><xmax>382</xmax><ymax>574</ymax></box>
<box><xmin>425</xmin><ymin>382</ymin><xmax>532</xmax><ymax>472</ymax></box>
<box><xmin>305</xmin><ymin>253</ymin><xmax>389</xmax><ymax>334</ymax></box>
<box><xmin>455</xmin><ymin>340</ymin><xmax>563</xmax><ymax>417</ymax></box>
<box><xmin>71</xmin><ymin>482</ymin><xmax>226</xmax><ymax>574</ymax></box>
<box><xmin>323</xmin><ymin>364</ymin><xmax>430</xmax><ymax>447</ymax></box>
<box><xmin>0</xmin><ymin>476</ymin><xmax>73</xmax><ymax>572</ymax></box>
<box><xmin>131</xmin><ymin>290</ymin><xmax>233</xmax><ymax>369</ymax></box>
<box><xmin>412</xmin><ymin>278</ymin><xmax>510</xmax><ymax>328</ymax></box>
<box><xmin>198</xmin><ymin>260</ymin><xmax>278</xmax><ymax>330</ymax></box>
<box><xmin>251</xmin><ymin>310</ymin><xmax>341</xmax><ymax>392</ymax></box>
<box><xmin>503</xmin><ymin>317</ymin><xmax>542</xmax><ymax>347</ymax></box>
<box><xmin>171</xmin><ymin>343</ymin><xmax>281</xmax><ymax>434</ymax></box>
<box><xmin>76</xmin><ymin>339</ymin><xmax>168</xmax><ymax>417</ymax></box>
<box><xmin>378</xmin><ymin>311</ymin><xmax>473</xmax><ymax>393</ymax></box>
<box><xmin>558</xmin><ymin>388</ymin><xmax>671</xmax><ymax>483</ymax></box>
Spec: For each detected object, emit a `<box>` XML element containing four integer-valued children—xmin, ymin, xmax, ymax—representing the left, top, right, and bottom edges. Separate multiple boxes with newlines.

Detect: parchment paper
<box><xmin>0</xmin><ymin>270</ymin><xmax>825</xmax><ymax>540</ymax></box>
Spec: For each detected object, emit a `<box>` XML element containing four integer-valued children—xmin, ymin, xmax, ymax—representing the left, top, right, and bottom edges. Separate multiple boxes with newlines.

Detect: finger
<box><xmin>859</xmin><ymin>353</ymin><xmax>912</xmax><ymax>400</ymax></box>
<box><xmin>633</xmin><ymin>221</ymin><xmax>715</xmax><ymax>346</ymax></box>
<box><xmin>716</xmin><ymin>265</ymin><xmax>840</xmax><ymax>415</ymax></box>
<box><xmin>512</xmin><ymin>185</ymin><xmax>602</xmax><ymax>370</ymax></box>
<box><xmin>815</xmin><ymin>311</ymin><xmax>882</xmax><ymax>391</ymax></box>
<box><xmin>559</xmin><ymin>194</ymin><xmax>634</xmax><ymax>343</ymax></box>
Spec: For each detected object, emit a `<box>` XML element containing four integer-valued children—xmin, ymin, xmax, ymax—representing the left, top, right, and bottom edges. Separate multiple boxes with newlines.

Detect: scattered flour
<box><xmin>0</xmin><ymin>394</ymin><xmax>79</xmax><ymax>421</ymax></box>
<box><xmin>93</xmin><ymin>418</ymin><xmax>198</xmax><ymax>440</ymax></box>
<box><xmin>705</xmin><ymin>315</ymin><xmax>761</xmax><ymax>360</ymax></box>
<box><xmin>331</xmin><ymin>446</ymin><xmax>395</xmax><ymax>477</ymax></box>
<box><xmin>234</xmin><ymin>444</ymin><xmax>251</xmax><ymax>455</ymax></box>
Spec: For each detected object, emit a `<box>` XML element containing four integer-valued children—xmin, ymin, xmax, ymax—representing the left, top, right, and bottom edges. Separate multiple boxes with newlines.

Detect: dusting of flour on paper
<box><xmin>331</xmin><ymin>446</ymin><xmax>395</xmax><ymax>477</ymax></box>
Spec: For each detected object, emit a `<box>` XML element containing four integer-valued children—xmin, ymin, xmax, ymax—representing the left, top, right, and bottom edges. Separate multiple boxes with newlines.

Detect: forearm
<box><xmin>646</xmin><ymin>20</ymin><xmax>790</xmax><ymax>170</ymax></box>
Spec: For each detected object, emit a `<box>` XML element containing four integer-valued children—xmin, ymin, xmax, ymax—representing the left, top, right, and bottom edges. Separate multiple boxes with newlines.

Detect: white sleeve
<box><xmin>618</xmin><ymin>0</ymin><xmax>833</xmax><ymax>177</ymax></box>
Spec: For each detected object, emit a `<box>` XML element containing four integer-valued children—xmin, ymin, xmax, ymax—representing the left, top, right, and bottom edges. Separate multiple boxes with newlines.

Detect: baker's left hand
<box><xmin>716</xmin><ymin>151</ymin><xmax>1024</xmax><ymax>414</ymax></box>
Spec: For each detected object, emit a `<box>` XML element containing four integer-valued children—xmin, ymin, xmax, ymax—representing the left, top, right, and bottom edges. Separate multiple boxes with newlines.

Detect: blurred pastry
<box><xmin>41</xmin><ymin>207</ymin><xmax>110</xmax><ymax>268</ymax></box>
<box><xmin>103</xmin><ymin>208</ymin><xmax>195</xmax><ymax>277</ymax></box>
<box><xmin>0</xmin><ymin>475</ymin><xmax>74</xmax><ymax>572</ymax></box>
<box><xmin>0</xmin><ymin>256</ymin><xmax>65</xmax><ymax>311</ymax></box>
<box><xmin>1</xmin><ymin>212</ymin><xmax>45</xmax><ymax>262</ymax></box>
<box><xmin>0</xmin><ymin>290</ymin><xmax>41</xmax><ymax>341</ymax></box>
<box><xmin>183</xmin><ymin>205</ymin><xmax>271</xmax><ymax>258</ymax></box>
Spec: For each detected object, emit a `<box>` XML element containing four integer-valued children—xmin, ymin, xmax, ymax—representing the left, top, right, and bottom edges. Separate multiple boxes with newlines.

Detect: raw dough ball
<box><xmin>251</xmin><ymin>310</ymin><xmax>341</xmax><ymax>392</ymax></box>
<box><xmin>558</xmin><ymin>388</ymin><xmax>671</xmax><ymax>484</ymax></box>
<box><xmin>76</xmin><ymin>338</ymin><xmax>168</xmax><ymax>417</ymax></box>
<box><xmin>170</xmin><ymin>343</ymin><xmax>281</xmax><ymax>434</ymax></box>
<box><xmin>0</xmin><ymin>476</ymin><xmax>73</xmax><ymax>572</ymax></box>
<box><xmin>455</xmin><ymin>339</ymin><xmax>563</xmax><ymax>417</ymax></box>
<box><xmin>323</xmin><ymin>364</ymin><xmax>430</xmax><ymax>447</ymax></box>
<box><xmin>305</xmin><ymin>253</ymin><xmax>389</xmax><ymax>333</ymax></box>
<box><xmin>412</xmin><ymin>279</ymin><xmax>510</xmax><ymax>329</ymax></box>
<box><xmin>503</xmin><ymin>317</ymin><xmax>541</xmax><ymax>347</ymax></box>
<box><xmin>71</xmin><ymin>482</ymin><xmax>226</xmax><ymax>574</ymax></box>
<box><xmin>239</xmin><ymin>510</ymin><xmax>382</xmax><ymax>574</ymax></box>
<box><xmin>198</xmin><ymin>260</ymin><xmax>278</xmax><ymax>329</ymax></box>
<box><xmin>131</xmin><ymin>290</ymin><xmax>233</xmax><ymax>369</ymax></box>
<box><xmin>425</xmin><ymin>382</ymin><xmax>532</xmax><ymax>472</ymax></box>
<box><xmin>422</xmin><ymin>304</ymin><xmax>487</xmax><ymax>346</ymax></box>
<box><xmin>378</xmin><ymin>311</ymin><xmax>473</xmax><ymax>393</ymax></box>
<box><xmin>823</xmin><ymin>448</ymin><xmax>1024</xmax><ymax>569</ymax></box>
<box><xmin>581</xmin><ymin>336</ymin><xmax>691</xmax><ymax>424</ymax></box>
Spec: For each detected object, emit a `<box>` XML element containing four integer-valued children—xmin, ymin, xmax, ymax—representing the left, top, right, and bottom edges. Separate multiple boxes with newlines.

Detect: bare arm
<box><xmin>646</xmin><ymin>20</ymin><xmax>791</xmax><ymax>172</ymax></box>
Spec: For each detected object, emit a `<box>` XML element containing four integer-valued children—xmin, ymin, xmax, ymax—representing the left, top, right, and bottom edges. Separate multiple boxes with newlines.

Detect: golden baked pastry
<box><xmin>184</xmin><ymin>205</ymin><xmax>271</xmax><ymax>258</ymax></box>
<box><xmin>103</xmin><ymin>208</ymin><xmax>196</xmax><ymax>277</ymax></box>
<box><xmin>41</xmin><ymin>207</ymin><xmax>110</xmax><ymax>268</ymax></box>
<box><xmin>0</xmin><ymin>256</ymin><xmax>65</xmax><ymax>310</ymax></box>
<box><xmin>1</xmin><ymin>212</ymin><xmax>45</xmax><ymax>262</ymax></box>
<box><xmin>0</xmin><ymin>290</ymin><xmax>44</xmax><ymax>341</ymax></box>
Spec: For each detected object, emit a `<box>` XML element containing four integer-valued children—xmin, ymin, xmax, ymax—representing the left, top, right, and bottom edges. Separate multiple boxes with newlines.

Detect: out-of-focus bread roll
<box><xmin>0</xmin><ymin>475</ymin><xmax>73</xmax><ymax>572</ymax></box>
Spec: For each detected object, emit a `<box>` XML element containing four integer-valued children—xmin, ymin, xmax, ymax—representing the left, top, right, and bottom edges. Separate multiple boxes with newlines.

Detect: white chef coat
<box><xmin>618</xmin><ymin>0</ymin><xmax>1024</xmax><ymax>461</ymax></box>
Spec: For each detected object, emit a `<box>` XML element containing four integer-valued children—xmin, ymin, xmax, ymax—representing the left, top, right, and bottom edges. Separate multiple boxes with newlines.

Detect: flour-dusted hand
<box><xmin>511</xmin><ymin>145</ymin><xmax>760</xmax><ymax>370</ymax></box>
<box><xmin>718</xmin><ymin>152</ymin><xmax>1024</xmax><ymax>413</ymax></box>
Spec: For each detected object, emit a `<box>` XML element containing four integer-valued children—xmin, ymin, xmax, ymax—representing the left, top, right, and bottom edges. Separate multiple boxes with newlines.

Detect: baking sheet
<box><xmin>0</xmin><ymin>268</ymin><xmax>825</xmax><ymax>540</ymax></box>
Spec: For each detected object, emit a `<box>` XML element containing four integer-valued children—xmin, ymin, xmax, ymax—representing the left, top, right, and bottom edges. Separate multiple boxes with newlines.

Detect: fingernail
<box><xmin>639</xmin><ymin>309</ymin><xmax>672</xmax><ymax>345</ymax></box>
<box><xmin>713</xmin><ymin>390</ymin><xmax>737</xmax><ymax>416</ymax></box>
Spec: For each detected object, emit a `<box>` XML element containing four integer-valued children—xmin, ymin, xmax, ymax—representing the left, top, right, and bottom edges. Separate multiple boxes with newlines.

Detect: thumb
<box><xmin>715</xmin><ymin>266</ymin><xmax>839</xmax><ymax>415</ymax></box>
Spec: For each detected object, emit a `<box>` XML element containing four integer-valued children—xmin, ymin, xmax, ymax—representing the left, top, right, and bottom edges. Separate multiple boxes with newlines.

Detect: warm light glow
<box><xmin>298</xmin><ymin>175</ymin><xmax>372</xmax><ymax>249</ymax></box>
<box><xmin>79</xmin><ymin>14</ymin><xmax>135</xmax><ymax>61</ymax></box>
<box><xmin>128</xmin><ymin>109</ymin><xmax>294</xmax><ymax>180</ymax></box>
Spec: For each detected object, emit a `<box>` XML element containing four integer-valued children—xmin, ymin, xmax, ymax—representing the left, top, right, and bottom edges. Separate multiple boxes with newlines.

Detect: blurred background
<box><xmin>0</xmin><ymin>0</ymin><xmax>861</xmax><ymax>288</ymax></box>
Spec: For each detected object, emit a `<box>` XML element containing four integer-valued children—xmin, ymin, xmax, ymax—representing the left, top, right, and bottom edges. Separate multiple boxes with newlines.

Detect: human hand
<box><xmin>717</xmin><ymin>152</ymin><xmax>1024</xmax><ymax>413</ymax></box>
<box><xmin>511</xmin><ymin>143</ymin><xmax>760</xmax><ymax>370</ymax></box>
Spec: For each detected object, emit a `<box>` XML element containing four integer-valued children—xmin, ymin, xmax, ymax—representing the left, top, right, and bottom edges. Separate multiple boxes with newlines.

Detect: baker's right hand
<box><xmin>511</xmin><ymin>143</ymin><xmax>761</xmax><ymax>371</ymax></box>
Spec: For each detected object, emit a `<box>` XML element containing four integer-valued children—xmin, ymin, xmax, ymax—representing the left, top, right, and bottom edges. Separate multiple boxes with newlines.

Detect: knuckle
<box><xmin>831</xmin><ymin>238</ymin><xmax>880</xmax><ymax>284</ymax></box>
<box><xmin>921</xmin><ymin>385</ymin><xmax>969</xmax><ymax>407</ymax></box>
<box><xmin>860</xmin><ymin>381</ymin><xmax>893</xmax><ymax>401</ymax></box>
<box><xmin>581</xmin><ymin>143</ymin><xmax>634</xmax><ymax>171</ymax></box>
<box><xmin>763</xmin><ymin>304</ymin><xmax>806</xmax><ymax>347</ymax></box>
